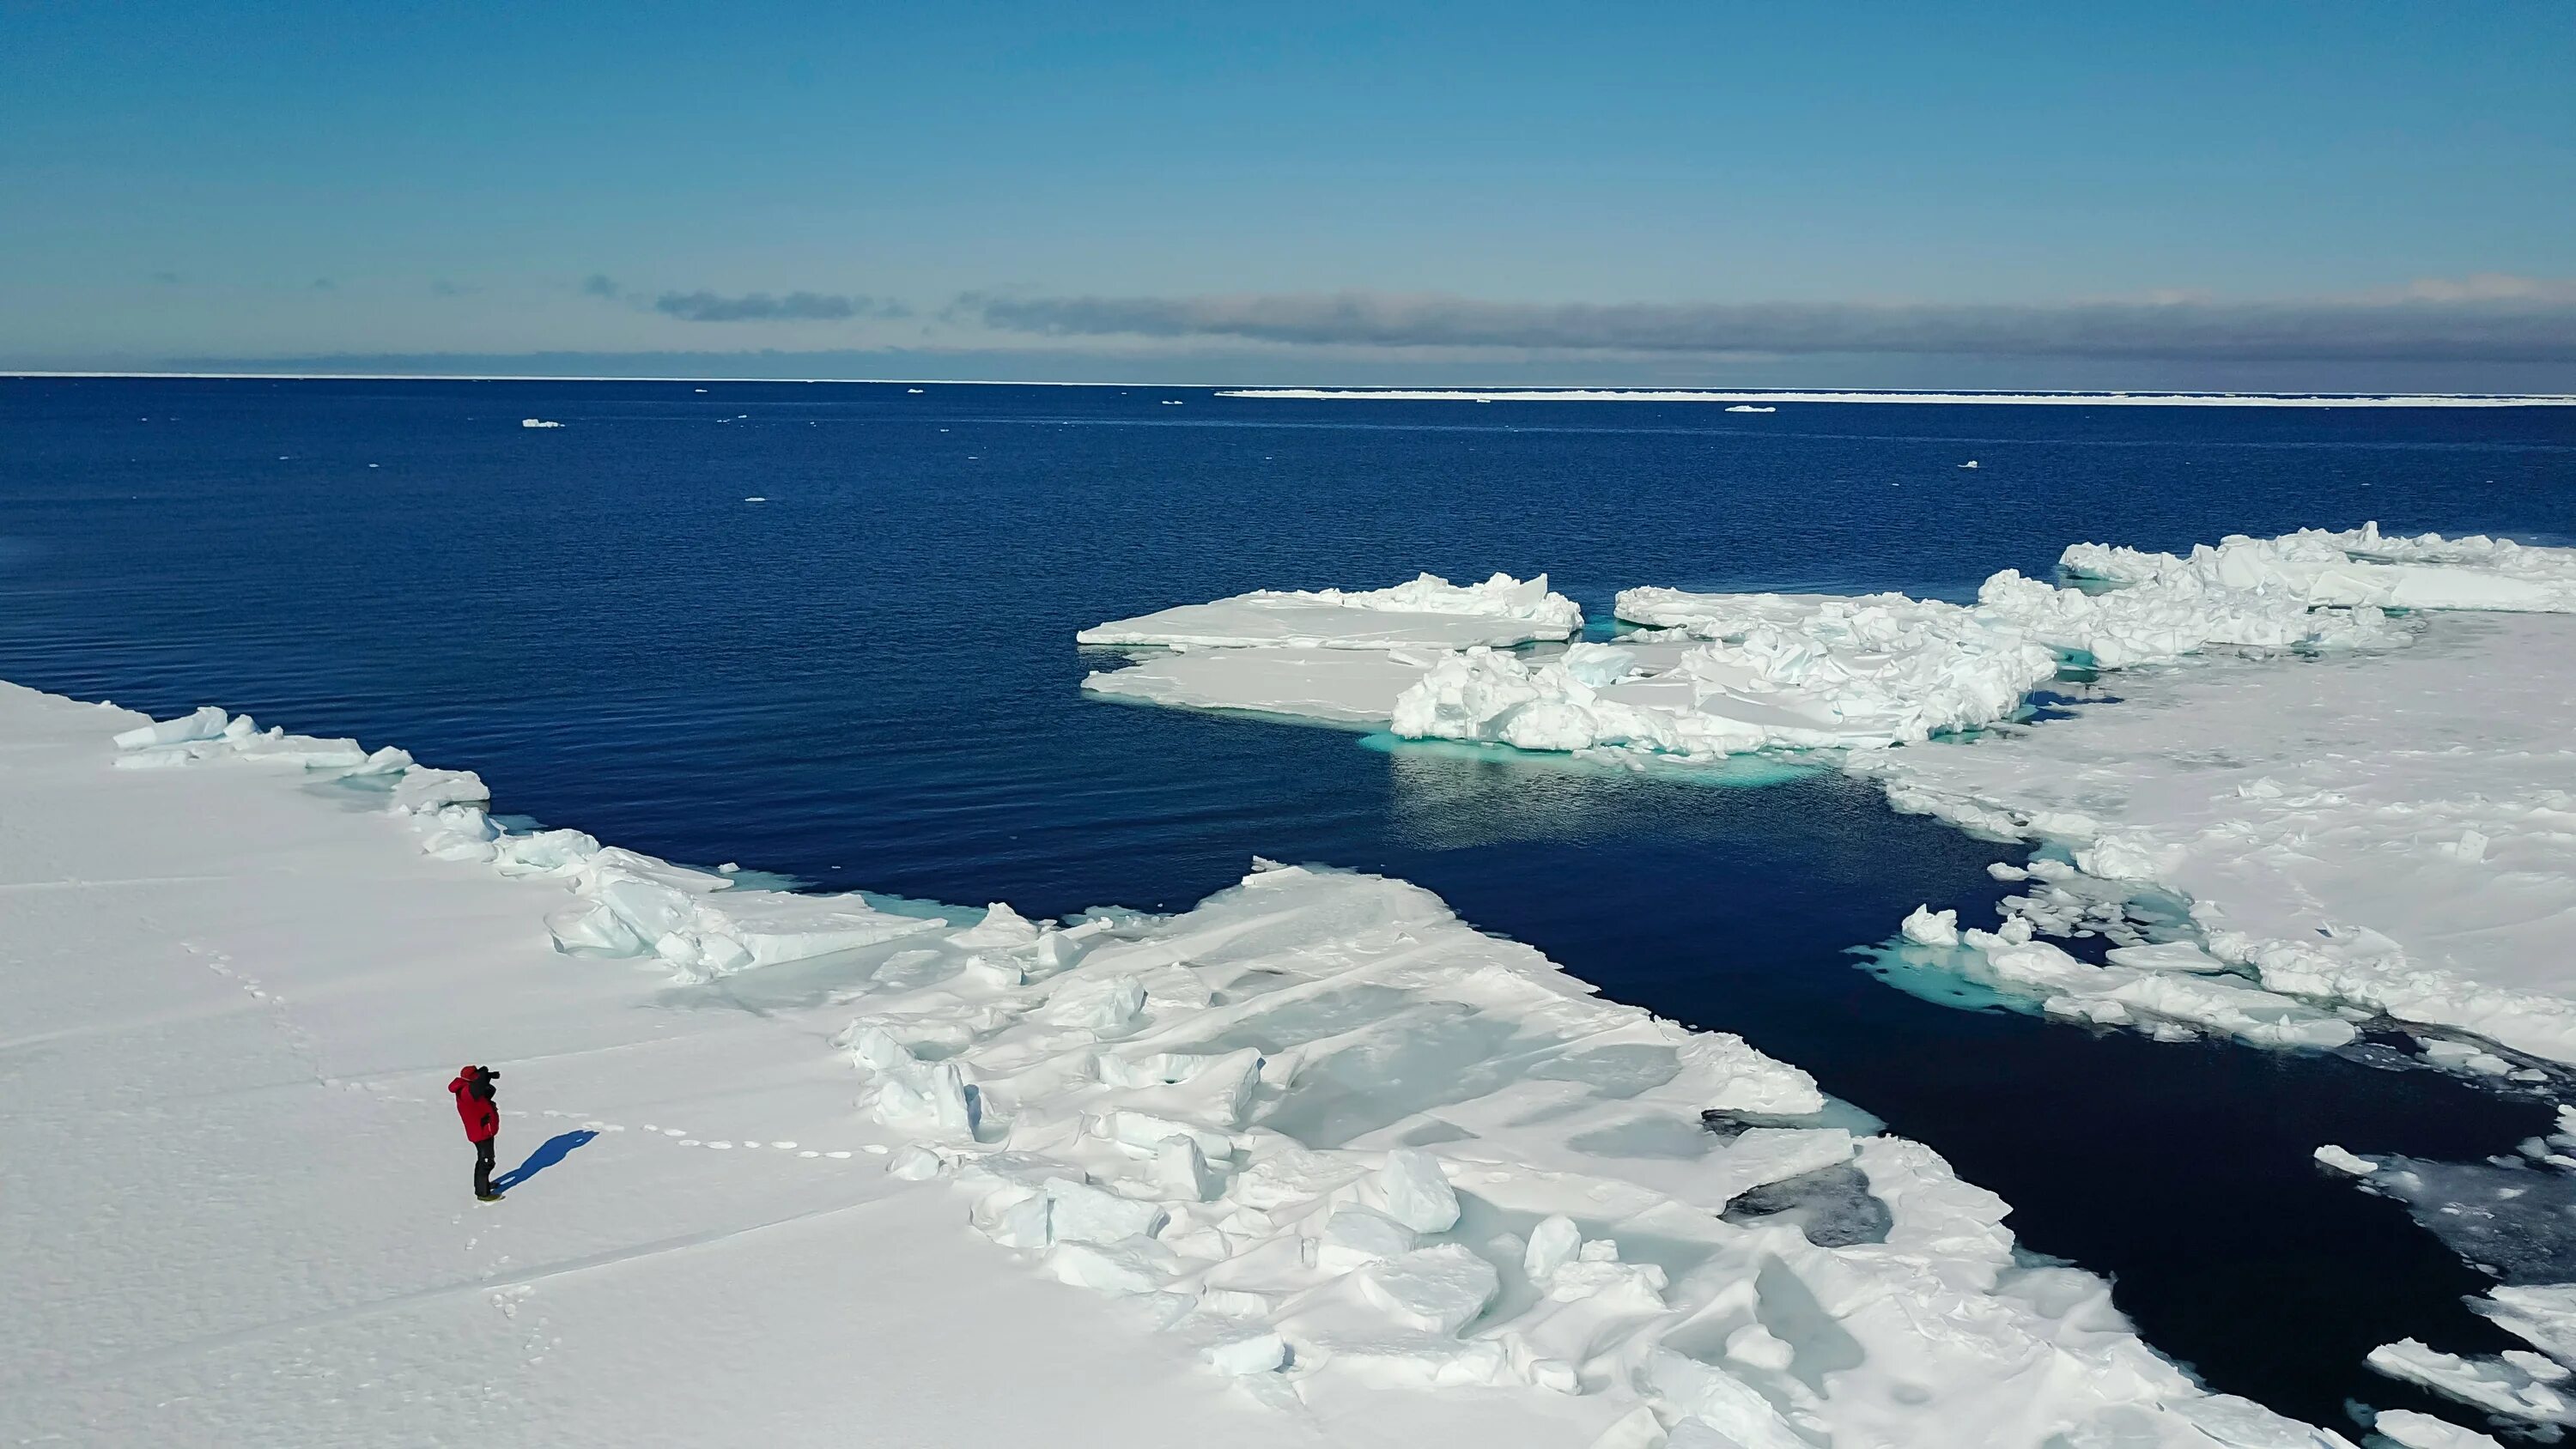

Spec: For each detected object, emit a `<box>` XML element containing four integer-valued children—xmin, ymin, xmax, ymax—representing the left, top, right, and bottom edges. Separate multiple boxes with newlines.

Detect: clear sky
<box><xmin>5</xmin><ymin>2</ymin><xmax>2573</xmax><ymax>387</ymax></box>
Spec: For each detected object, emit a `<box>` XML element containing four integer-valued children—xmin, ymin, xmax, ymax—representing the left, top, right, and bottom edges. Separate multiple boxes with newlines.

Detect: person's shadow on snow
<box><xmin>492</xmin><ymin>1130</ymin><xmax>597</xmax><ymax>1195</ymax></box>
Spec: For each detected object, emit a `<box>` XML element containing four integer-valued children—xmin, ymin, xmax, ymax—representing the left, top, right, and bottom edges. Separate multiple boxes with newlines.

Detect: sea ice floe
<box><xmin>92</xmin><ymin>698</ymin><xmax>2363</xmax><ymax>1446</ymax></box>
<box><xmin>1078</xmin><ymin>572</ymin><xmax>1582</xmax><ymax>650</ymax></box>
<box><xmin>1084</xmin><ymin>646</ymin><xmax>1447</xmax><ymax>724</ymax></box>
<box><xmin>1856</xmin><ymin>594</ymin><xmax>2576</xmax><ymax>1065</ymax></box>
<box><xmin>2367</xmin><ymin>1408</ymin><xmax>2506</xmax><ymax>1449</ymax></box>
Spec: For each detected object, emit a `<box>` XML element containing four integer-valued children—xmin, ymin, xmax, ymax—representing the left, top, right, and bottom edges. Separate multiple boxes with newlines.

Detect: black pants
<box><xmin>473</xmin><ymin>1137</ymin><xmax>495</xmax><ymax>1197</ymax></box>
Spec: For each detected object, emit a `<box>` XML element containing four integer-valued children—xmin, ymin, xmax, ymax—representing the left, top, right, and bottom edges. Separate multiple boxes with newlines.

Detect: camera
<box><xmin>482</xmin><ymin>1067</ymin><xmax>501</xmax><ymax>1081</ymax></box>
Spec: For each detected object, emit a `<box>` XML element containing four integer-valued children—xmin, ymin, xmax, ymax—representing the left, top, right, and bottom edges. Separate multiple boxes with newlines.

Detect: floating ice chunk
<box><xmin>2477</xmin><ymin>1285</ymin><xmax>2576</xmax><ymax>1366</ymax></box>
<box><xmin>1079</xmin><ymin>572</ymin><xmax>1582</xmax><ymax>650</ymax></box>
<box><xmin>520</xmin><ymin>417</ymin><xmax>564</xmax><ymax>428</ymax></box>
<box><xmin>2418</xmin><ymin>1038</ymin><xmax>2516</xmax><ymax>1076</ymax></box>
<box><xmin>2369</xmin><ymin>1338</ymin><xmax>2576</xmax><ymax>1425</ymax></box>
<box><xmin>1377</xmin><ymin>1149</ymin><xmax>1461</xmax><ymax>1234</ymax></box>
<box><xmin>1900</xmin><ymin>906</ymin><xmax>1959</xmax><ymax>947</ymax></box>
<box><xmin>2371</xmin><ymin>1409</ymin><xmax>2507</xmax><ymax>1449</ymax></box>
<box><xmin>2314</xmin><ymin>1144</ymin><xmax>2379</xmax><ymax>1176</ymax></box>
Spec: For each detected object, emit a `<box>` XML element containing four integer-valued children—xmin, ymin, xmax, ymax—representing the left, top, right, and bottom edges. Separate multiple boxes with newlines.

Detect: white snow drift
<box><xmin>60</xmin><ymin>688</ymin><xmax>2360</xmax><ymax>1449</ymax></box>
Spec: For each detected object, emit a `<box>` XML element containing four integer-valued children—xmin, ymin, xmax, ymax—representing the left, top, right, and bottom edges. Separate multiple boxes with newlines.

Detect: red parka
<box><xmin>449</xmin><ymin>1068</ymin><xmax>498</xmax><ymax>1143</ymax></box>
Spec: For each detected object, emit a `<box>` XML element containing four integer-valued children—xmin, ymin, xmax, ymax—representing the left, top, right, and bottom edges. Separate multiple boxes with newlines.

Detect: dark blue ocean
<box><xmin>7</xmin><ymin>376</ymin><xmax>2573</xmax><ymax>1429</ymax></box>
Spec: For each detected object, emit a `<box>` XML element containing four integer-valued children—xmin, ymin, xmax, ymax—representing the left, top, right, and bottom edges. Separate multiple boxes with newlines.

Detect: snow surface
<box><xmin>1857</xmin><ymin>610</ymin><xmax>2576</xmax><ymax>1062</ymax></box>
<box><xmin>1079</xmin><ymin>573</ymin><xmax>1583</xmax><ymax>650</ymax></box>
<box><xmin>7</xmin><ymin>681</ymin><xmax>2358</xmax><ymax>1448</ymax></box>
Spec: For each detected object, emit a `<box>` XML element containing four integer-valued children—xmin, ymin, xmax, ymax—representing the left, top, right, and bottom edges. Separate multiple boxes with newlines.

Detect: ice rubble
<box><xmin>1078</xmin><ymin>573</ymin><xmax>1583</xmax><ymax>650</ymax></box>
<box><xmin>100</xmin><ymin>700</ymin><xmax>2354</xmax><ymax>1448</ymax></box>
<box><xmin>812</xmin><ymin>860</ymin><xmax>2342</xmax><ymax>1447</ymax></box>
<box><xmin>1084</xmin><ymin>525</ymin><xmax>2451</xmax><ymax>759</ymax></box>
<box><xmin>2062</xmin><ymin>523</ymin><xmax>2576</xmax><ymax>615</ymax></box>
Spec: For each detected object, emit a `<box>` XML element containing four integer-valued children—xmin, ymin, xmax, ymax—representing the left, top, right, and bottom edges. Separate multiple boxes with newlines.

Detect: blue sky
<box><xmin>4</xmin><ymin>2</ymin><xmax>2572</xmax><ymax>385</ymax></box>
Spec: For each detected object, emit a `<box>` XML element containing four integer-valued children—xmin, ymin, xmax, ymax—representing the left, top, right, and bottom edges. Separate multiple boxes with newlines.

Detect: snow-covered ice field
<box><xmin>2</xmin><ymin>680</ymin><xmax>2372</xmax><ymax>1448</ymax></box>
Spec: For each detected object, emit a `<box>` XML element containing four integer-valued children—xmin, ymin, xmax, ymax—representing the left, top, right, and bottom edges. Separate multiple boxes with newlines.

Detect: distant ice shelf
<box><xmin>1218</xmin><ymin>388</ymin><xmax>2576</xmax><ymax>408</ymax></box>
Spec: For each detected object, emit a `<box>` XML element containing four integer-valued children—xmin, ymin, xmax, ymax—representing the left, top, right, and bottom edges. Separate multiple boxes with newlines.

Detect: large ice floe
<box><xmin>1087</xmin><ymin>527</ymin><xmax>2501</xmax><ymax>758</ymax></box>
<box><xmin>96</xmin><ymin>694</ymin><xmax>2358</xmax><ymax>1448</ymax></box>
<box><xmin>1856</xmin><ymin>607</ymin><xmax>2576</xmax><ymax>1064</ymax></box>
<box><xmin>1079</xmin><ymin>573</ymin><xmax>1583</xmax><ymax>650</ymax></box>
<box><xmin>1084</xmin><ymin>529</ymin><xmax>2576</xmax><ymax>1076</ymax></box>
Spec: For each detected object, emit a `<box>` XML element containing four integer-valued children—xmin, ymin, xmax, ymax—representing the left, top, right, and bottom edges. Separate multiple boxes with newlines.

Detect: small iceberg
<box><xmin>1959</xmin><ymin>460</ymin><xmax>1980</xmax><ymax>469</ymax></box>
<box><xmin>1725</xmin><ymin>404</ymin><xmax>1777</xmax><ymax>414</ymax></box>
<box><xmin>744</xmin><ymin>496</ymin><xmax>768</xmax><ymax>504</ymax></box>
<box><xmin>521</xmin><ymin>418</ymin><xmax>564</xmax><ymax>429</ymax></box>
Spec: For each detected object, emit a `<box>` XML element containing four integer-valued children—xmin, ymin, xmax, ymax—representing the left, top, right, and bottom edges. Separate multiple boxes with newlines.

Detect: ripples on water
<box><xmin>5</xmin><ymin>377</ymin><xmax>2573</xmax><ymax>1428</ymax></box>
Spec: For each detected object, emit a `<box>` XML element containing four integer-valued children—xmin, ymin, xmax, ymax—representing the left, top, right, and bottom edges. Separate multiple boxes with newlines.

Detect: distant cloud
<box><xmin>310</xmin><ymin>277</ymin><xmax>335</xmax><ymax>291</ymax></box>
<box><xmin>582</xmin><ymin>273</ymin><xmax>621</xmax><ymax>299</ymax></box>
<box><xmin>962</xmin><ymin>279</ymin><xmax>2576</xmax><ymax>363</ymax></box>
<box><xmin>149</xmin><ymin>270</ymin><xmax>182</xmax><ymax>286</ymax></box>
<box><xmin>650</xmin><ymin>289</ymin><xmax>902</xmax><ymax>323</ymax></box>
<box><xmin>430</xmin><ymin>278</ymin><xmax>465</xmax><ymax>298</ymax></box>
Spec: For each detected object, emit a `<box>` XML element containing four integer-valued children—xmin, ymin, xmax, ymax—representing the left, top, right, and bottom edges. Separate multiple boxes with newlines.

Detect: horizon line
<box><xmin>8</xmin><ymin>370</ymin><xmax>2576</xmax><ymax>406</ymax></box>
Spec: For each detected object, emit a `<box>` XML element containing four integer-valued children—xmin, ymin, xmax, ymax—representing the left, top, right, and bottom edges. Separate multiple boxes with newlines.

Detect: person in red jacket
<box><xmin>449</xmin><ymin>1064</ymin><xmax>501</xmax><ymax>1201</ymax></box>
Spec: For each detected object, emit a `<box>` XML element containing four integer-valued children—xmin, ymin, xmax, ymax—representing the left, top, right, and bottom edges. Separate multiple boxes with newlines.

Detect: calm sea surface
<box><xmin>7</xmin><ymin>376</ymin><xmax>2573</xmax><ymax>1428</ymax></box>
